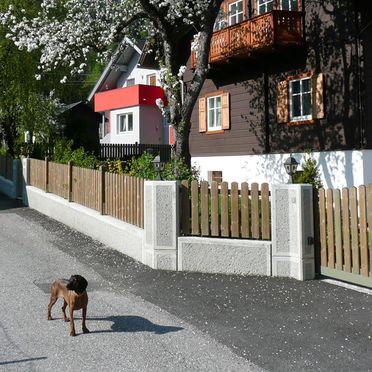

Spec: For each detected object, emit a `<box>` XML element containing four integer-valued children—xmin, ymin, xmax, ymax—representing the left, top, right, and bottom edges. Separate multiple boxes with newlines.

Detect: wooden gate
<box><xmin>317</xmin><ymin>185</ymin><xmax>372</xmax><ymax>288</ymax></box>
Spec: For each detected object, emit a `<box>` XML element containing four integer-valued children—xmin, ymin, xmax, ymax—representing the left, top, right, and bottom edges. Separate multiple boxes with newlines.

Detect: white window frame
<box><xmin>289</xmin><ymin>77</ymin><xmax>312</xmax><ymax>122</ymax></box>
<box><xmin>280</xmin><ymin>0</ymin><xmax>298</xmax><ymax>11</ymax></box>
<box><xmin>257</xmin><ymin>0</ymin><xmax>273</xmax><ymax>15</ymax></box>
<box><xmin>229</xmin><ymin>0</ymin><xmax>244</xmax><ymax>25</ymax></box>
<box><xmin>117</xmin><ymin>113</ymin><xmax>134</xmax><ymax>133</ymax></box>
<box><xmin>207</xmin><ymin>95</ymin><xmax>222</xmax><ymax>131</ymax></box>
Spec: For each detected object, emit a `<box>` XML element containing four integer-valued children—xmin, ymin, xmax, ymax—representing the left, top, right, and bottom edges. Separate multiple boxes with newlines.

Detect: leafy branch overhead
<box><xmin>0</xmin><ymin>0</ymin><xmax>224</xmax><ymax>164</ymax></box>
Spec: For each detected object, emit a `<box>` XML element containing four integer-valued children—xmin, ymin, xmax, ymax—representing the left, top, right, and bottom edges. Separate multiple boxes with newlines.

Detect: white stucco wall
<box><xmin>192</xmin><ymin>149</ymin><xmax>372</xmax><ymax>189</ymax></box>
<box><xmin>109</xmin><ymin>106</ymin><xmax>140</xmax><ymax>144</ymax></box>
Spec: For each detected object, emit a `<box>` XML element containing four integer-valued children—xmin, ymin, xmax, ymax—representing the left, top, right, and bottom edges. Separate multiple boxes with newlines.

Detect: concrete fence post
<box><xmin>143</xmin><ymin>181</ymin><xmax>179</xmax><ymax>270</ymax></box>
<box><xmin>271</xmin><ymin>184</ymin><xmax>315</xmax><ymax>281</ymax></box>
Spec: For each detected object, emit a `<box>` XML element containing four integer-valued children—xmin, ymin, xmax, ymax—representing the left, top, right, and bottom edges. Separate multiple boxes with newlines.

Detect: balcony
<box><xmin>192</xmin><ymin>10</ymin><xmax>303</xmax><ymax>67</ymax></box>
<box><xmin>94</xmin><ymin>85</ymin><xmax>167</xmax><ymax>112</ymax></box>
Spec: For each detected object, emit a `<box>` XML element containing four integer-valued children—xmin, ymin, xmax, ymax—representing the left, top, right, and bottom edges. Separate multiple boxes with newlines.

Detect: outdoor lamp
<box><xmin>284</xmin><ymin>156</ymin><xmax>299</xmax><ymax>184</ymax></box>
<box><xmin>152</xmin><ymin>155</ymin><xmax>164</xmax><ymax>180</ymax></box>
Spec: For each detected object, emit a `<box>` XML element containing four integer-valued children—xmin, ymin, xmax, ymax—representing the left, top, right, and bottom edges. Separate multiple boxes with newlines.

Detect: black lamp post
<box><xmin>152</xmin><ymin>155</ymin><xmax>164</xmax><ymax>180</ymax></box>
<box><xmin>284</xmin><ymin>156</ymin><xmax>299</xmax><ymax>184</ymax></box>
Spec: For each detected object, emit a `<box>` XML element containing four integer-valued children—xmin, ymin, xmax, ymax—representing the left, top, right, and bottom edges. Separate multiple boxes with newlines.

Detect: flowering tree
<box><xmin>0</xmin><ymin>0</ymin><xmax>224</xmax><ymax>164</ymax></box>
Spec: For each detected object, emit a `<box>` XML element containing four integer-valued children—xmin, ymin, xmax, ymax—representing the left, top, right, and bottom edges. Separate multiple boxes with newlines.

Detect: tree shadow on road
<box><xmin>87</xmin><ymin>315</ymin><xmax>184</xmax><ymax>335</ymax></box>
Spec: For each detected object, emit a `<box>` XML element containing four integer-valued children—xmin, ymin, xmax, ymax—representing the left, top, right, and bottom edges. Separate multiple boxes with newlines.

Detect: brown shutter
<box><xmin>277</xmin><ymin>80</ymin><xmax>289</xmax><ymax>123</ymax></box>
<box><xmin>252</xmin><ymin>0</ymin><xmax>258</xmax><ymax>16</ymax></box>
<box><xmin>312</xmin><ymin>73</ymin><xmax>324</xmax><ymax>119</ymax></box>
<box><xmin>199</xmin><ymin>97</ymin><xmax>207</xmax><ymax>132</ymax></box>
<box><xmin>221</xmin><ymin>92</ymin><xmax>230</xmax><ymax>130</ymax></box>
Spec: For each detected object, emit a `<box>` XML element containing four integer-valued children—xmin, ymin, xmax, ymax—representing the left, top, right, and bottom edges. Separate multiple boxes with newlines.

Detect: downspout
<box><xmin>353</xmin><ymin>0</ymin><xmax>365</xmax><ymax>149</ymax></box>
<box><xmin>264</xmin><ymin>72</ymin><xmax>270</xmax><ymax>153</ymax></box>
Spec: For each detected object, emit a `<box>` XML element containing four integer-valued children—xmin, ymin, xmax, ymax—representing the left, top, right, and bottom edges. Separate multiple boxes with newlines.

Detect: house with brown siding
<box><xmin>184</xmin><ymin>0</ymin><xmax>372</xmax><ymax>188</ymax></box>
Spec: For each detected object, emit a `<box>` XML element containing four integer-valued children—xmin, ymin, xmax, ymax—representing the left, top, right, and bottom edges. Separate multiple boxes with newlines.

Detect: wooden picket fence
<box><xmin>181</xmin><ymin>180</ymin><xmax>271</xmax><ymax>240</ymax></box>
<box><xmin>29</xmin><ymin>158</ymin><xmax>144</xmax><ymax>228</ymax></box>
<box><xmin>0</xmin><ymin>155</ymin><xmax>13</xmax><ymax>180</ymax></box>
<box><xmin>318</xmin><ymin>185</ymin><xmax>372</xmax><ymax>288</ymax></box>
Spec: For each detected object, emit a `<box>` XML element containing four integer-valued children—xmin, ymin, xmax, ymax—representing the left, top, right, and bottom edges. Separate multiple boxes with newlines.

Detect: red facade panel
<box><xmin>94</xmin><ymin>85</ymin><xmax>166</xmax><ymax>112</ymax></box>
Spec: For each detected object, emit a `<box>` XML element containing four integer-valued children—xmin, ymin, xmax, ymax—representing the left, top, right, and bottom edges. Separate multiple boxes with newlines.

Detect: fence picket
<box><xmin>241</xmin><ymin>182</ymin><xmax>250</xmax><ymax>238</ymax></box>
<box><xmin>251</xmin><ymin>183</ymin><xmax>259</xmax><ymax>239</ymax></box>
<box><xmin>319</xmin><ymin>188</ymin><xmax>327</xmax><ymax>267</ymax></box>
<box><xmin>231</xmin><ymin>182</ymin><xmax>239</xmax><ymax>238</ymax></box>
<box><xmin>359</xmin><ymin>185</ymin><xmax>368</xmax><ymax>277</ymax></box>
<box><xmin>333</xmin><ymin>189</ymin><xmax>342</xmax><ymax>271</ymax></box>
<box><xmin>210</xmin><ymin>181</ymin><xmax>219</xmax><ymax>237</ymax></box>
<box><xmin>261</xmin><ymin>183</ymin><xmax>270</xmax><ymax>240</ymax></box>
<box><xmin>350</xmin><ymin>187</ymin><xmax>360</xmax><ymax>274</ymax></box>
<box><xmin>342</xmin><ymin>188</ymin><xmax>351</xmax><ymax>273</ymax></box>
<box><xmin>181</xmin><ymin>180</ymin><xmax>190</xmax><ymax>235</ymax></box>
<box><xmin>191</xmin><ymin>180</ymin><xmax>199</xmax><ymax>235</ymax></box>
<box><xmin>326</xmin><ymin>189</ymin><xmax>335</xmax><ymax>269</ymax></box>
<box><xmin>201</xmin><ymin>181</ymin><xmax>210</xmax><ymax>236</ymax></box>
<box><xmin>220</xmin><ymin>182</ymin><xmax>229</xmax><ymax>237</ymax></box>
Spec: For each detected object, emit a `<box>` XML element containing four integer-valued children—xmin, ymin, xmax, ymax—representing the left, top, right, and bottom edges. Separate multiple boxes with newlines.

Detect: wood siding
<box><xmin>185</xmin><ymin>0</ymin><xmax>366</xmax><ymax>157</ymax></box>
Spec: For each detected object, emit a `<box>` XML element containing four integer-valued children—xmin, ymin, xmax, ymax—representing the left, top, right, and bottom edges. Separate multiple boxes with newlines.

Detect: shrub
<box><xmin>295</xmin><ymin>156</ymin><xmax>323</xmax><ymax>189</ymax></box>
<box><xmin>161</xmin><ymin>158</ymin><xmax>200</xmax><ymax>182</ymax></box>
<box><xmin>52</xmin><ymin>139</ymin><xmax>99</xmax><ymax>169</ymax></box>
<box><xmin>127</xmin><ymin>152</ymin><xmax>157</xmax><ymax>180</ymax></box>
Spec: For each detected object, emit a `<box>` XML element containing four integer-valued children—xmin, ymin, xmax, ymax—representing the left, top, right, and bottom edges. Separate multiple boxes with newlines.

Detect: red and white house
<box><xmin>88</xmin><ymin>39</ymin><xmax>169</xmax><ymax>145</ymax></box>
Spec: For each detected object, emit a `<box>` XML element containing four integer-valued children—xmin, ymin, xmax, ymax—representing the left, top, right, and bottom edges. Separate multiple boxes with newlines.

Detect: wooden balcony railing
<box><xmin>192</xmin><ymin>10</ymin><xmax>303</xmax><ymax>67</ymax></box>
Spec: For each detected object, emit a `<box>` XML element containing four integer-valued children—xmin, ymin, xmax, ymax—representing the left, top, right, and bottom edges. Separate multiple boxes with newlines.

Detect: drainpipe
<box><xmin>264</xmin><ymin>72</ymin><xmax>270</xmax><ymax>153</ymax></box>
<box><xmin>353</xmin><ymin>0</ymin><xmax>365</xmax><ymax>149</ymax></box>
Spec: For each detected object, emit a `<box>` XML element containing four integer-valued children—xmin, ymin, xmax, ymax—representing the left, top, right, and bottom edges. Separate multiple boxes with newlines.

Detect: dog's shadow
<box><xmin>87</xmin><ymin>315</ymin><xmax>184</xmax><ymax>335</ymax></box>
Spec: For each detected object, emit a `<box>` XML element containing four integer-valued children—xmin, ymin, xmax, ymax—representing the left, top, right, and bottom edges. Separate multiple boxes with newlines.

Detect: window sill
<box><xmin>206</xmin><ymin>129</ymin><xmax>225</xmax><ymax>134</ymax></box>
<box><xmin>288</xmin><ymin>119</ymin><xmax>315</xmax><ymax>126</ymax></box>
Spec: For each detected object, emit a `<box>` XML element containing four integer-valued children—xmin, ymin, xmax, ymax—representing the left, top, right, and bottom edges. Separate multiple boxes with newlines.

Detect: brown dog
<box><xmin>47</xmin><ymin>275</ymin><xmax>90</xmax><ymax>336</ymax></box>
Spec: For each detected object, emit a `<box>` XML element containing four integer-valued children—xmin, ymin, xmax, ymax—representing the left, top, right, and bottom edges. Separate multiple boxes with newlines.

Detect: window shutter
<box><xmin>221</xmin><ymin>92</ymin><xmax>230</xmax><ymax>130</ymax></box>
<box><xmin>312</xmin><ymin>73</ymin><xmax>324</xmax><ymax>119</ymax></box>
<box><xmin>199</xmin><ymin>97</ymin><xmax>207</xmax><ymax>132</ymax></box>
<box><xmin>277</xmin><ymin>80</ymin><xmax>289</xmax><ymax>123</ymax></box>
<box><xmin>252</xmin><ymin>0</ymin><xmax>258</xmax><ymax>16</ymax></box>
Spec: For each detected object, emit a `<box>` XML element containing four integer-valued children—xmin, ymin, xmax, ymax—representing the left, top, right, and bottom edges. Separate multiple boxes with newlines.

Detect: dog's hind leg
<box><xmin>47</xmin><ymin>295</ymin><xmax>57</xmax><ymax>320</ymax></box>
<box><xmin>62</xmin><ymin>300</ymin><xmax>69</xmax><ymax>322</ymax></box>
<box><xmin>82</xmin><ymin>306</ymin><xmax>90</xmax><ymax>334</ymax></box>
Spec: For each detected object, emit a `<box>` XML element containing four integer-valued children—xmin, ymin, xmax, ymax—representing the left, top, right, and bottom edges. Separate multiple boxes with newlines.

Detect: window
<box><xmin>276</xmin><ymin>73</ymin><xmax>324</xmax><ymax>125</ymax></box>
<box><xmin>258</xmin><ymin>0</ymin><xmax>273</xmax><ymax>14</ymax></box>
<box><xmin>280</xmin><ymin>0</ymin><xmax>298</xmax><ymax>11</ymax></box>
<box><xmin>289</xmin><ymin>77</ymin><xmax>312</xmax><ymax>122</ymax></box>
<box><xmin>208</xmin><ymin>96</ymin><xmax>222</xmax><ymax>130</ymax></box>
<box><xmin>214</xmin><ymin>9</ymin><xmax>226</xmax><ymax>31</ymax></box>
<box><xmin>208</xmin><ymin>171</ymin><xmax>223</xmax><ymax>183</ymax></box>
<box><xmin>199</xmin><ymin>92</ymin><xmax>230</xmax><ymax>133</ymax></box>
<box><xmin>118</xmin><ymin>113</ymin><xmax>133</xmax><ymax>133</ymax></box>
<box><xmin>147</xmin><ymin>74</ymin><xmax>157</xmax><ymax>86</ymax></box>
<box><xmin>229</xmin><ymin>0</ymin><xmax>243</xmax><ymax>25</ymax></box>
<box><xmin>126</xmin><ymin>78</ymin><xmax>135</xmax><ymax>87</ymax></box>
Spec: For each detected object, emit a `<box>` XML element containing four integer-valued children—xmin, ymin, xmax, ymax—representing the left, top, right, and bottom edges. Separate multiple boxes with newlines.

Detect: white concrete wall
<box><xmin>25</xmin><ymin>186</ymin><xmax>144</xmax><ymax>263</ymax></box>
<box><xmin>192</xmin><ymin>149</ymin><xmax>372</xmax><ymax>189</ymax></box>
<box><xmin>109</xmin><ymin>106</ymin><xmax>140</xmax><ymax>144</ymax></box>
<box><xmin>178</xmin><ymin>237</ymin><xmax>271</xmax><ymax>276</ymax></box>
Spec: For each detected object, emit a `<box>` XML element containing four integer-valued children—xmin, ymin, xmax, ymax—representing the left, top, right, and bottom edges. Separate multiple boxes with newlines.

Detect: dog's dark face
<box><xmin>66</xmin><ymin>275</ymin><xmax>88</xmax><ymax>293</ymax></box>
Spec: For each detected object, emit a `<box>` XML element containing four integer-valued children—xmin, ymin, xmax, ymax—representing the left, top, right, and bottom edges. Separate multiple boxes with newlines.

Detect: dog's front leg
<box><xmin>82</xmin><ymin>306</ymin><xmax>90</xmax><ymax>334</ymax></box>
<box><xmin>69</xmin><ymin>308</ymin><xmax>76</xmax><ymax>337</ymax></box>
